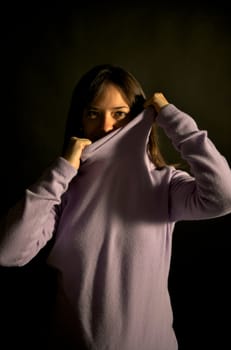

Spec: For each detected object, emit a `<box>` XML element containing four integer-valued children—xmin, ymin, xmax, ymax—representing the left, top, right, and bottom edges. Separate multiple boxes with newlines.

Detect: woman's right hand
<box><xmin>63</xmin><ymin>137</ymin><xmax>92</xmax><ymax>169</ymax></box>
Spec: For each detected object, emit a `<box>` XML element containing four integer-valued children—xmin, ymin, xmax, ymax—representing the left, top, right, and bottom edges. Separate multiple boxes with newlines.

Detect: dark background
<box><xmin>0</xmin><ymin>2</ymin><xmax>231</xmax><ymax>349</ymax></box>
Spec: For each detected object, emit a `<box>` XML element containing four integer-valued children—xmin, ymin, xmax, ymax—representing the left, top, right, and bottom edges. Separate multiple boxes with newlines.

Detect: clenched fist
<box><xmin>144</xmin><ymin>92</ymin><xmax>169</xmax><ymax>113</ymax></box>
<box><xmin>63</xmin><ymin>137</ymin><xmax>92</xmax><ymax>169</ymax></box>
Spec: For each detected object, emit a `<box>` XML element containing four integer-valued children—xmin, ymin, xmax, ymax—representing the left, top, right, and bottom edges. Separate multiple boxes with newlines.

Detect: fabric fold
<box><xmin>80</xmin><ymin>107</ymin><xmax>155</xmax><ymax>163</ymax></box>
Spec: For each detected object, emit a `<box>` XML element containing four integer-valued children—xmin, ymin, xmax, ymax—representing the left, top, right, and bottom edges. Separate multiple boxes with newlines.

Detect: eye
<box><xmin>113</xmin><ymin>111</ymin><xmax>128</xmax><ymax>120</ymax></box>
<box><xmin>85</xmin><ymin>110</ymin><xmax>99</xmax><ymax>120</ymax></box>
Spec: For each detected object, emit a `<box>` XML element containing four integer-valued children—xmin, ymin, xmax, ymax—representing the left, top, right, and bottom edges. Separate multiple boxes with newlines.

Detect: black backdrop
<box><xmin>0</xmin><ymin>2</ymin><xmax>231</xmax><ymax>349</ymax></box>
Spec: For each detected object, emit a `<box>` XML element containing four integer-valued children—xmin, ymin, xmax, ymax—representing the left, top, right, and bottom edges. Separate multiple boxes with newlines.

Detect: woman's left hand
<box><xmin>144</xmin><ymin>92</ymin><xmax>169</xmax><ymax>113</ymax></box>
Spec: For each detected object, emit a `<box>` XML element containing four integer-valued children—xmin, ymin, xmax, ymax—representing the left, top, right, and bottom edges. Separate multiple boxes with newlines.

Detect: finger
<box><xmin>144</xmin><ymin>96</ymin><xmax>156</xmax><ymax>108</ymax></box>
<box><xmin>70</xmin><ymin>137</ymin><xmax>92</xmax><ymax>145</ymax></box>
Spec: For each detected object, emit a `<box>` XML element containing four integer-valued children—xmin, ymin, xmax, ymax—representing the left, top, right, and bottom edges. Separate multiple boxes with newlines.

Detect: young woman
<box><xmin>0</xmin><ymin>64</ymin><xmax>231</xmax><ymax>350</ymax></box>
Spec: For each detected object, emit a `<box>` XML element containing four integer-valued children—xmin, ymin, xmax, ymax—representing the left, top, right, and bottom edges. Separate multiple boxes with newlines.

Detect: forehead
<box><xmin>91</xmin><ymin>84</ymin><xmax>129</xmax><ymax>107</ymax></box>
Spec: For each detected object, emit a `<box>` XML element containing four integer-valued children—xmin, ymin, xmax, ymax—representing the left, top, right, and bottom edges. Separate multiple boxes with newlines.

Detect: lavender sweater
<box><xmin>1</xmin><ymin>105</ymin><xmax>231</xmax><ymax>350</ymax></box>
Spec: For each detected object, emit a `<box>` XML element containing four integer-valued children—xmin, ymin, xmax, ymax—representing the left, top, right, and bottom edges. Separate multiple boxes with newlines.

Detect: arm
<box><xmin>145</xmin><ymin>93</ymin><xmax>231</xmax><ymax>221</ymax></box>
<box><xmin>0</xmin><ymin>157</ymin><xmax>77</xmax><ymax>266</ymax></box>
<box><xmin>0</xmin><ymin>134</ymin><xmax>92</xmax><ymax>267</ymax></box>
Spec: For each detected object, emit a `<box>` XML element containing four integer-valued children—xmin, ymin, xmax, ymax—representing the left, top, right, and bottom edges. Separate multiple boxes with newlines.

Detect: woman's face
<box><xmin>82</xmin><ymin>84</ymin><xmax>131</xmax><ymax>142</ymax></box>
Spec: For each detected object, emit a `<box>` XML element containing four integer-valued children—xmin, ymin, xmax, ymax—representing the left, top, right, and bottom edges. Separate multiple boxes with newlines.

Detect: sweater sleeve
<box><xmin>0</xmin><ymin>157</ymin><xmax>77</xmax><ymax>266</ymax></box>
<box><xmin>156</xmin><ymin>104</ymin><xmax>231</xmax><ymax>221</ymax></box>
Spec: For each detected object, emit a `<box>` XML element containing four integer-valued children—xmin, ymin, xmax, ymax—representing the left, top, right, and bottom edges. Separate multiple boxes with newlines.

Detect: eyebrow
<box><xmin>112</xmin><ymin>106</ymin><xmax>130</xmax><ymax>110</ymax></box>
<box><xmin>89</xmin><ymin>106</ymin><xmax>130</xmax><ymax>110</ymax></box>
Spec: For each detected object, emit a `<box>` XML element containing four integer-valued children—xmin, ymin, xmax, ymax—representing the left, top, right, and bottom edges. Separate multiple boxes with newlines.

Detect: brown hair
<box><xmin>63</xmin><ymin>64</ymin><xmax>167</xmax><ymax>169</ymax></box>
